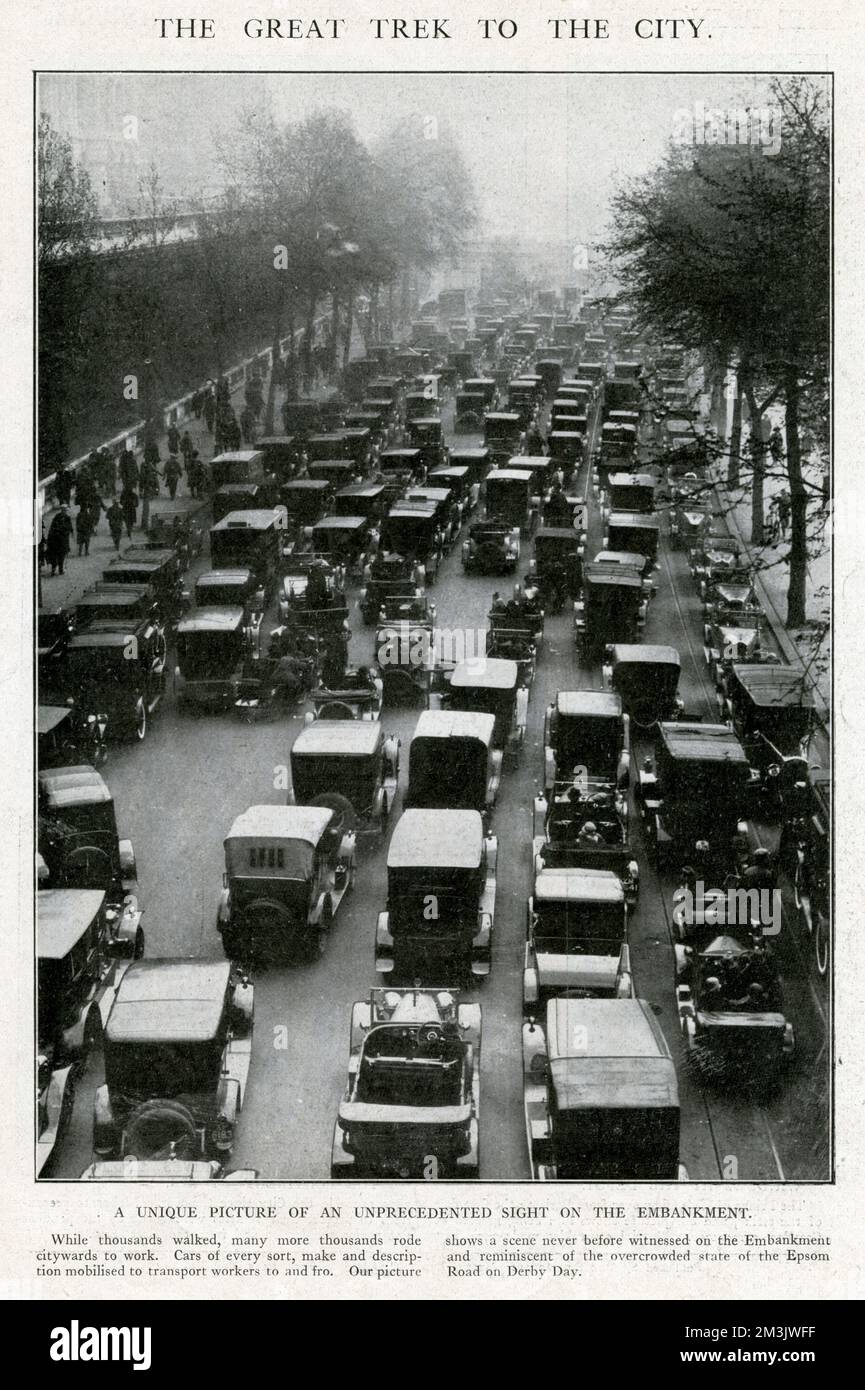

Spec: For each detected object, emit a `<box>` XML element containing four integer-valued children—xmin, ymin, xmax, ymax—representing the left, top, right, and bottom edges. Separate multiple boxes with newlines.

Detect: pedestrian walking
<box><xmin>106</xmin><ymin>499</ymin><xmax>124</xmax><ymax>551</ymax></box>
<box><xmin>75</xmin><ymin>507</ymin><xmax>95</xmax><ymax>557</ymax></box>
<box><xmin>180</xmin><ymin>430</ymin><xmax>194</xmax><ymax>466</ymax></box>
<box><xmin>162</xmin><ymin>453</ymin><xmax>182</xmax><ymax>500</ymax></box>
<box><xmin>119</xmin><ymin>447</ymin><xmax>139</xmax><ymax>492</ymax></box>
<box><xmin>143</xmin><ymin>436</ymin><xmax>160</xmax><ymax>470</ymax></box>
<box><xmin>203</xmin><ymin>390</ymin><xmax>216</xmax><ymax>433</ymax></box>
<box><xmin>240</xmin><ymin>405</ymin><xmax>256</xmax><ymax>445</ymax></box>
<box><xmin>54</xmin><ymin>463</ymin><xmax>73</xmax><ymax>507</ymax></box>
<box><xmin>188</xmin><ymin>451</ymin><xmax>204</xmax><ymax>499</ymax></box>
<box><xmin>45</xmin><ymin>507</ymin><xmax>73</xmax><ymax>576</ymax></box>
<box><xmin>120</xmin><ymin>487</ymin><xmax>139</xmax><ymax>539</ymax></box>
<box><xmin>167</xmin><ymin>423</ymin><xmax>181</xmax><ymax>456</ymax></box>
<box><xmin>192</xmin><ymin>389</ymin><xmax>204</xmax><ymax>420</ymax></box>
<box><xmin>98</xmin><ymin>447</ymin><xmax>116</xmax><ymax>496</ymax></box>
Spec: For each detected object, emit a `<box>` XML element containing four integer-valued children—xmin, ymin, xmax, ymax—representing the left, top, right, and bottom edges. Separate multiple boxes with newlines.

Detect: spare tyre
<box><xmin>124</xmin><ymin>1099</ymin><xmax>197</xmax><ymax>1161</ymax></box>
<box><xmin>309</xmin><ymin>792</ymin><xmax>358</xmax><ymax>836</ymax></box>
<box><xmin>317</xmin><ymin>700</ymin><xmax>357</xmax><ymax>720</ymax></box>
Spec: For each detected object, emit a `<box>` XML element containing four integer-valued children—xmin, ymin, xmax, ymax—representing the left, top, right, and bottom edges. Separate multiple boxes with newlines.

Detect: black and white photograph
<box><xmin>34</xmin><ymin>69</ymin><xmax>831</xmax><ymax>1188</ymax></box>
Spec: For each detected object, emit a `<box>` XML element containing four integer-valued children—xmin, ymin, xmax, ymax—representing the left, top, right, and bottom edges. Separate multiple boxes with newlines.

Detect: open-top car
<box><xmin>574</xmin><ymin>562</ymin><xmax>646</xmax><ymax>662</ymax></box>
<box><xmin>37</xmin><ymin>888</ymin><xmax>131</xmax><ymax>1174</ymax></box>
<box><xmin>358</xmin><ymin>551</ymin><xmax>419</xmax><ymax>625</ymax></box>
<box><xmin>218</xmin><ymin>804</ymin><xmax>356</xmax><ymax>961</ymax></box>
<box><xmin>702</xmin><ymin>577</ymin><xmax>759</xmax><ymax>623</ymax></box>
<box><xmin>289</xmin><ymin>719</ymin><xmax>399</xmax><ymax>836</ymax></box>
<box><xmin>532</xmin><ymin>782</ymin><xmax>638</xmax><ymax>905</ymax></box>
<box><xmin>675</xmin><ymin>929</ymin><xmax>794</xmax><ymax>1076</ymax></box>
<box><xmin>689</xmin><ymin>535</ymin><xmax>742</xmax><ymax>587</ymax></box>
<box><xmin>375</xmin><ymin>809</ymin><xmax>497</xmax><ymax>980</ymax></box>
<box><xmin>405</xmin><ymin>710</ymin><xmax>500</xmax><ymax>822</ymax></box>
<box><xmin>80</xmin><ymin>1158</ymin><xmax>259</xmax><ymax>1181</ymax></box>
<box><xmin>523</xmin><ymin>867</ymin><xmax>632</xmax><ymax>1014</ymax></box>
<box><xmin>437</xmin><ymin>657</ymin><xmax>527</xmax><ymax>764</ymax></box>
<box><xmin>310</xmin><ymin>516</ymin><xmax>369</xmax><ymax>577</ymax></box>
<box><xmin>375</xmin><ymin>595</ymin><xmax>436</xmax><ymax>703</ymax></box>
<box><xmin>331</xmin><ymin>988</ymin><xmax>481</xmax><ymax>1179</ymax></box>
<box><xmin>603</xmin><ymin>644</ymin><xmax>683</xmax><ymax>729</ymax></box>
<box><xmin>462</xmin><ymin>519</ymin><xmax>520</xmax><ymax>575</ymax></box>
<box><xmin>485</xmin><ymin>625</ymin><xmax>536</xmax><ymax>689</ymax></box>
<box><xmin>638</xmin><ymin>722</ymin><xmax>753</xmax><ymax>872</ymax></box>
<box><xmin>723</xmin><ymin>664</ymin><xmax>815</xmax><ymax>811</ymax></box>
<box><xmin>308</xmin><ymin>667</ymin><xmax>384</xmax><ymax>723</ymax></box>
<box><xmin>600</xmin><ymin>472</ymin><xmax>657</xmax><ymax>518</ymax></box>
<box><xmin>704</xmin><ymin>606</ymin><xmax>767</xmax><ymax>690</ymax></box>
<box><xmin>93</xmin><ymin>960</ymin><xmax>254</xmax><ymax>1162</ymax></box>
<box><xmin>523</xmin><ymin>998</ymin><xmax>685</xmax><ymax>1180</ymax></box>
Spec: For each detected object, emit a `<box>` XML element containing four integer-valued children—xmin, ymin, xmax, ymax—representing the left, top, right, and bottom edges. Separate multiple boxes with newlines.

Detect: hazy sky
<box><xmin>40</xmin><ymin>71</ymin><xmax>800</xmax><ymax>243</ymax></box>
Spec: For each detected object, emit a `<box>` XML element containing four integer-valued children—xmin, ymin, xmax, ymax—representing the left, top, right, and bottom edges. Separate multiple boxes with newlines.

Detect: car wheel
<box><xmin>134</xmin><ymin>698</ymin><xmax>147</xmax><ymax>742</ymax></box>
<box><xmin>83</xmin><ymin>1008</ymin><xmax>103</xmax><ymax>1060</ymax></box>
<box><xmin>133</xmin><ymin>928</ymin><xmax>145</xmax><ymax>961</ymax></box>
<box><xmin>379</xmin><ymin>793</ymin><xmax>390</xmax><ymax>830</ymax></box>
<box><xmin>309</xmin><ymin>792</ymin><xmax>357</xmax><ymax>837</ymax></box>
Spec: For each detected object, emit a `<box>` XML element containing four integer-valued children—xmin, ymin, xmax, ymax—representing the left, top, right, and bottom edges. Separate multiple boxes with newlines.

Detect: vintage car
<box><xmin>527</xmin><ymin>526</ymin><xmax>584</xmax><ymax>608</ymax></box>
<box><xmin>146</xmin><ymin>497</ymin><xmax>207</xmax><ymax>564</ymax></box>
<box><xmin>257</xmin><ymin>434</ymin><xmax>301</xmax><ymax>483</ymax></box>
<box><xmin>331</xmin><ymin>988</ymin><xmax>481</xmax><ymax>1179</ymax></box>
<box><xmin>604</xmin><ymin>511</ymin><xmax>661</xmax><ymax>565</ymax></box>
<box><xmin>455</xmin><ymin>390</ymin><xmax>488</xmax><ymax>432</ymax></box>
<box><xmin>103</xmin><ymin>548</ymin><xmax>186</xmax><ymax>621</ymax></box>
<box><xmin>193</xmin><ymin>570</ymin><xmax>263</xmax><ymax>659</ymax></box>
<box><xmin>37</xmin><ymin>766</ymin><xmax>143</xmax><ymax>952</ymax></box>
<box><xmin>723</xmin><ymin>664</ymin><xmax>815</xmax><ymax>810</ymax></box>
<box><xmin>175</xmin><ymin>608</ymin><xmax>249</xmax><ymax>709</ymax></box>
<box><xmin>212</xmin><ymin>480</ymin><xmax>278</xmax><ymax>526</ymax></box>
<box><xmin>73</xmin><ymin>582</ymin><xmax>160</xmax><ymax>632</ymax></box>
<box><xmin>310</xmin><ymin>515</ymin><xmax>369</xmax><ymax>576</ymax></box>
<box><xmin>305</xmin><ymin>432</ymin><xmax>354</xmax><ymax>463</ymax></box>
<box><xmin>463</xmin><ymin>377</ymin><xmax>497</xmax><ymax>406</ymax></box>
<box><xmin>523</xmin><ymin>998</ymin><xmax>685</xmax><ymax>1180</ymax></box>
<box><xmin>532</xmin><ymin>778</ymin><xmax>638</xmax><ymax>903</ymax></box>
<box><xmin>289</xmin><ymin>719</ymin><xmax>399</xmax><ymax>835</ymax></box>
<box><xmin>381</xmin><ymin>500</ymin><xmax>443</xmax><ymax>582</ymax></box>
<box><xmin>61</xmin><ymin>618</ymin><xmax>166</xmax><ymax>742</ymax></box>
<box><xmin>489</xmin><ymin>588</ymin><xmax>544</xmax><ymax>649</ymax></box>
<box><xmin>358</xmin><ymin>551</ymin><xmax>420</xmax><ymax>624</ymax></box>
<box><xmin>485</xmin><ymin>625</ymin><xmax>536</xmax><ymax>690</ymax></box>
<box><xmin>638</xmin><ymin>723</ymin><xmax>753</xmax><ymax>871</ymax></box>
<box><xmin>209</xmin><ymin>510</ymin><xmax>284</xmax><ymax>599</ymax></box>
<box><xmin>484</xmin><ymin>411</ymin><xmax>525</xmax><ymax>465</ymax></box>
<box><xmin>307</xmin><ymin>668</ymin><xmax>383</xmax><ymax>723</ymax></box>
<box><xmin>596</xmin><ymin>422</ymin><xmax>638</xmax><ymax>483</ymax></box>
<box><xmin>305</xmin><ymin>460</ymin><xmax>357</xmax><ymax>493</ymax></box>
<box><xmin>280</xmin><ymin>478</ymin><xmax>332</xmax><ymax>529</ymax></box>
<box><xmin>574</xmin><ymin>563</ymin><xmax>646</xmax><ymax>662</ymax></box>
<box><xmin>446</xmin><ymin>447</ymin><xmax>490</xmax><ymax>489</ymax></box>
<box><xmin>670</xmin><ymin>499</ymin><xmax>712</xmax><ymax>550</ymax></box>
<box><xmin>405</xmin><ymin>710</ymin><xmax>500</xmax><ymax>821</ymax></box>
<box><xmin>547</xmin><ymin>431</ymin><xmax>586</xmax><ymax>467</ymax></box>
<box><xmin>675</xmin><ymin>930</ymin><xmax>794</xmax><ymax>1074</ymax></box>
<box><xmin>600</xmin><ymin>472</ymin><xmax>657</xmax><ymax>518</ymax></box>
<box><xmin>334</xmin><ymin>481</ymin><xmax>387</xmax><ymax>523</ymax></box>
<box><xmin>377</xmin><ymin>447</ymin><xmax>424</xmax><ymax>488</ymax></box>
<box><xmin>484</xmin><ymin>469</ymin><xmax>537</xmax><ymax>536</ymax></box>
<box><xmin>93</xmin><ymin>960</ymin><xmax>253</xmax><ymax>1161</ymax></box>
<box><xmin>704</xmin><ymin>605</ymin><xmax>767</xmax><ymax>689</ymax></box>
<box><xmin>542</xmin><ymin>690</ymin><xmax>630</xmax><ymax>797</ymax></box>
<box><xmin>403</xmin><ymin>485</ymin><xmax>457</xmax><ymax>546</ymax></box>
<box><xmin>375</xmin><ymin>595</ymin><xmax>436</xmax><ymax>703</ymax></box>
<box><xmin>603</xmin><ymin>644</ymin><xmax>683</xmax><ymax>729</ymax></box>
<box><xmin>37</xmin><ymin>888</ymin><xmax>131</xmax><ymax>1174</ymax></box>
<box><xmin>406</xmin><ymin>417</ymin><xmax>444</xmax><ymax>469</ymax></box>
<box><xmin>524</xmin><ymin>867</ymin><xmax>632</xmax><ymax>1013</ymax></box>
<box><xmin>375</xmin><ymin>809</ymin><xmax>497</xmax><ymax>980</ymax></box>
<box><xmin>437</xmin><ymin>658</ymin><xmax>527</xmax><ymax>765</ymax></box>
<box><xmin>462</xmin><ymin>519</ymin><xmax>520</xmax><ymax>575</ymax></box>
<box><xmin>428</xmin><ymin>465</ymin><xmax>474</xmax><ymax>520</ymax></box>
<box><xmin>39</xmin><ymin>703</ymin><xmax>106</xmax><ymax>771</ymax></box>
<box><xmin>593</xmin><ymin>549</ymin><xmax>654</xmax><ymax>603</ymax></box>
<box><xmin>690</xmin><ymin>534</ymin><xmax>742</xmax><ymax>587</ymax></box>
<box><xmin>279</xmin><ymin>554</ymin><xmax>344</xmax><ymax>618</ymax></box>
<box><xmin>211</xmin><ymin>449</ymin><xmax>268</xmax><ymax>490</ymax></box>
<box><xmin>218</xmin><ymin>804</ymin><xmax>355</xmax><ymax>961</ymax></box>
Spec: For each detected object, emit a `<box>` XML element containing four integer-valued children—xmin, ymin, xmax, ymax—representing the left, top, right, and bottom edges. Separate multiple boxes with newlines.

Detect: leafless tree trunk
<box><xmin>785</xmin><ymin>370</ymin><xmax>808</xmax><ymax>628</ymax></box>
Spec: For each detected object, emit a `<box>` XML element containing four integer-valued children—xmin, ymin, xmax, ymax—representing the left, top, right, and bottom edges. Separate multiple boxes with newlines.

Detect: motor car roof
<box><xmin>106</xmin><ymin>960</ymin><xmax>232</xmax><ymax>1044</ymax></box>
<box><xmin>38</xmin><ymin>888</ymin><xmax>107</xmax><ymax>960</ymax></box>
<box><xmin>387</xmin><ymin>809</ymin><xmax>484</xmax><ymax>870</ymax></box>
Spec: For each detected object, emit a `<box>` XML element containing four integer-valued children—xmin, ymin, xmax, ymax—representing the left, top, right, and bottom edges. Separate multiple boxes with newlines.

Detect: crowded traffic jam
<box><xmin>37</xmin><ymin>290</ymin><xmax>829</xmax><ymax>1184</ymax></box>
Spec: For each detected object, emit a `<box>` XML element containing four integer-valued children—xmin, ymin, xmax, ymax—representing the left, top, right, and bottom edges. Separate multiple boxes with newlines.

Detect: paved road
<box><xmin>49</xmin><ymin>384</ymin><xmax>830</xmax><ymax>1183</ymax></box>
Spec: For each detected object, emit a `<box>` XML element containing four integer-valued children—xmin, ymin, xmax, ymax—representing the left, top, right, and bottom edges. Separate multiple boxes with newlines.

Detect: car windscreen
<box><xmin>407</xmin><ymin>737</ymin><xmax>487</xmax><ymax>810</ymax></box>
<box><xmin>551</xmin><ymin>1105</ymin><xmax>679</xmax><ymax>1178</ymax></box>
<box><xmin>388</xmin><ymin>872</ymin><xmax>476</xmax><ymax>927</ymax></box>
<box><xmin>383</xmin><ymin>516</ymin><xmax>433</xmax><ymax>556</ymax></box>
<box><xmin>176</xmin><ymin>630</ymin><xmax>242</xmax><ymax>678</ymax></box>
<box><xmin>106</xmin><ymin>1039</ymin><xmax>224</xmax><ymax>1100</ymax></box>
<box><xmin>533</xmin><ymin>899</ymin><xmax>624</xmax><ymax>945</ymax></box>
